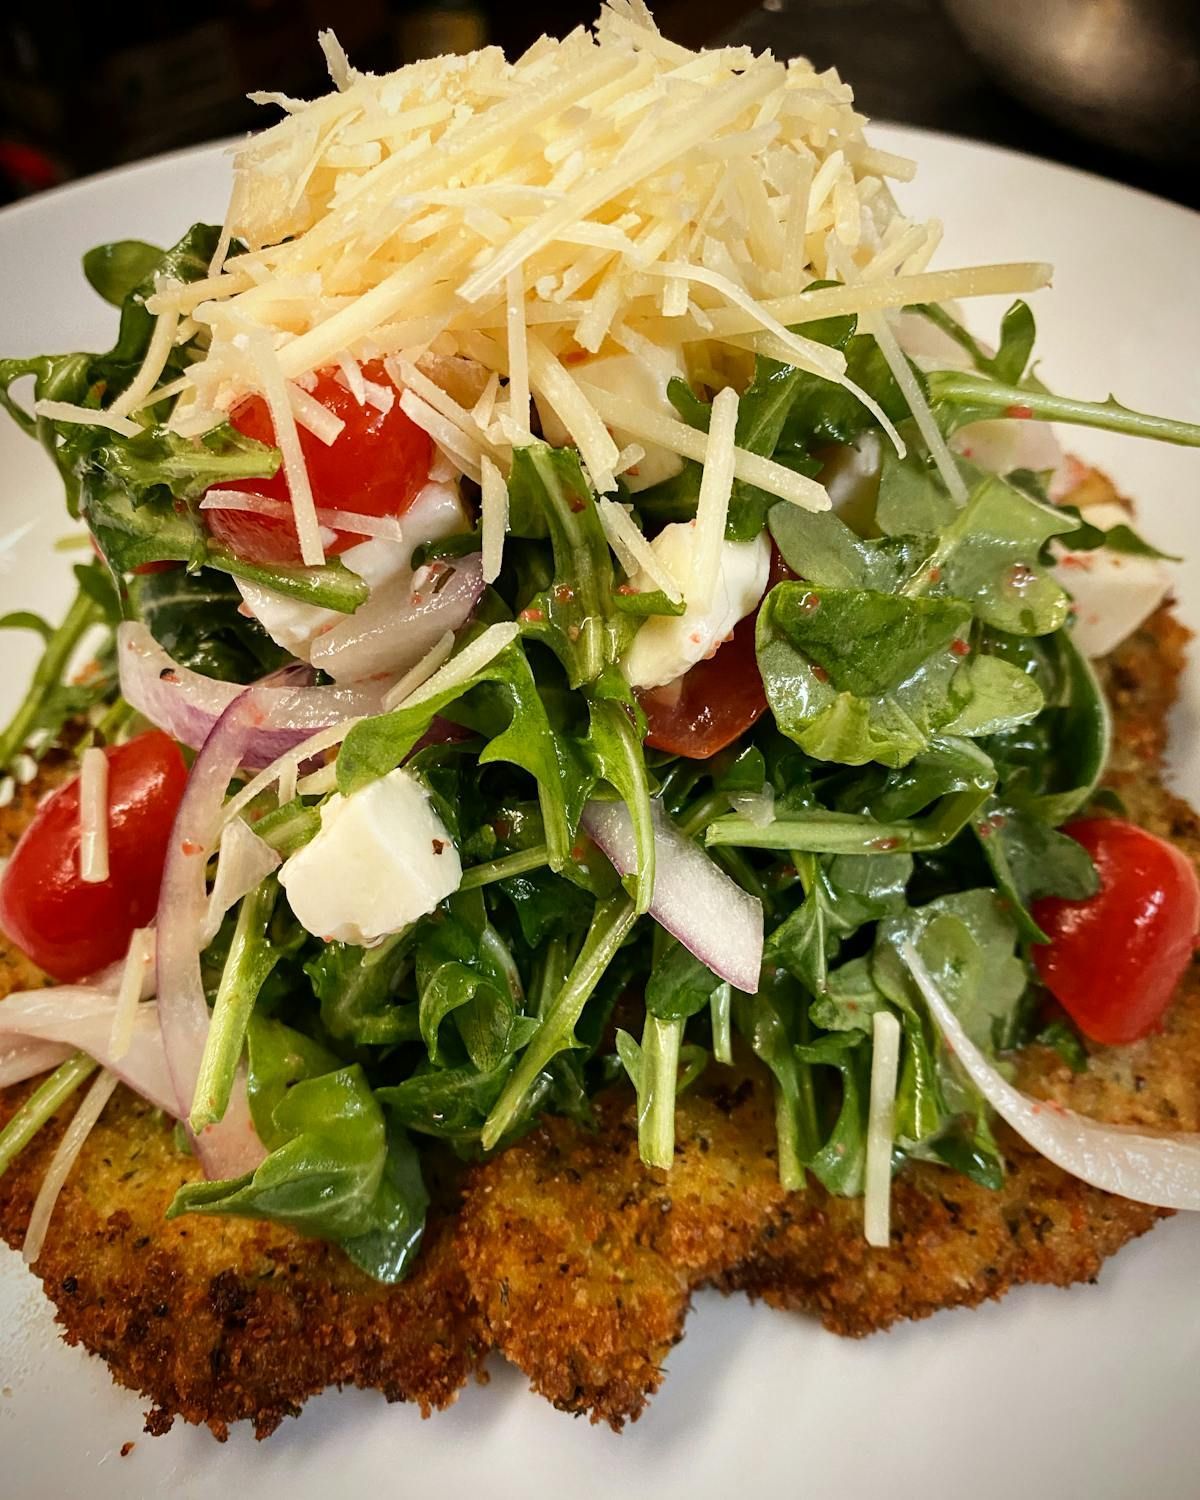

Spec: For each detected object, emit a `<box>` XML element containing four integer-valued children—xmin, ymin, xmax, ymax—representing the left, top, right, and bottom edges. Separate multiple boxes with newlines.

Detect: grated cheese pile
<box><xmin>126</xmin><ymin>0</ymin><xmax>1051</xmax><ymax>579</ymax></box>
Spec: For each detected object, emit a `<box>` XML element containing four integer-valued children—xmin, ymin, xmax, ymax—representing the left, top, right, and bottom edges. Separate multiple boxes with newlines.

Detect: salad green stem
<box><xmin>926</xmin><ymin>371</ymin><xmax>1200</xmax><ymax>447</ymax></box>
<box><xmin>254</xmin><ymin>799</ymin><xmax>322</xmax><ymax>856</ymax></box>
<box><xmin>460</xmin><ymin>844</ymin><xmax>550</xmax><ymax>890</ymax></box>
<box><xmin>0</xmin><ymin>588</ymin><xmax>101</xmax><ymax>772</ymax></box>
<box><xmin>481</xmin><ymin>892</ymin><xmax>637</xmax><ymax>1149</ymax></box>
<box><xmin>0</xmin><ymin>1051</ymin><xmax>98</xmax><ymax>1179</ymax></box>
<box><xmin>89</xmin><ymin>697</ymin><xmax>134</xmax><ymax>748</ymax></box>
<box><xmin>637</xmin><ymin>1013</ymin><xmax>683</xmax><ymax>1170</ymax></box>
<box><xmin>190</xmin><ymin>879</ymin><xmax>279</xmax><ymax>1133</ymax></box>
<box><xmin>710</xmin><ymin>982</ymin><xmax>733</xmax><ymax>1065</ymax></box>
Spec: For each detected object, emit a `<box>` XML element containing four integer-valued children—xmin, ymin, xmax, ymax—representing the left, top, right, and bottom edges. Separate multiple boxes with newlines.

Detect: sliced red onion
<box><xmin>904</xmin><ymin>941</ymin><xmax>1200</xmax><ymax>1211</ymax></box>
<box><xmin>118</xmin><ymin>621</ymin><xmax>389</xmax><ymax>769</ymax></box>
<box><xmin>308</xmin><ymin>552</ymin><xmax>485</xmax><ymax>683</ymax></box>
<box><xmin>0</xmin><ymin>1037</ymin><xmax>73</xmax><ymax>1088</ymax></box>
<box><xmin>201</xmin><ymin>815</ymin><xmax>281</xmax><ymax>947</ymax></box>
<box><xmin>156</xmin><ymin>685</ymin><xmax>312</xmax><ymax>1178</ymax></box>
<box><xmin>582</xmin><ymin>797</ymin><xmax>763</xmax><ymax>993</ymax></box>
<box><xmin>0</xmin><ymin>985</ymin><xmax>179</xmax><ymax>1116</ymax></box>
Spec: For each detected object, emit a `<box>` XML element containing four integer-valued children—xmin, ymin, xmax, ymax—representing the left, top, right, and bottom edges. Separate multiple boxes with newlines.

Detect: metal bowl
<box><xmin>941</xmin><ymin>0</ymin><xmax>1200</xmax><ymax>162</ymax></box>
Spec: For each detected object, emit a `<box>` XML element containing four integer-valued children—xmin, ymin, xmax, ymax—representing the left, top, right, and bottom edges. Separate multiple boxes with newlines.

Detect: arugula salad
<box><xmin>3</xmin><ymin>5</ymin><xmax>1200</xmax><ymax>1282</ymax></box>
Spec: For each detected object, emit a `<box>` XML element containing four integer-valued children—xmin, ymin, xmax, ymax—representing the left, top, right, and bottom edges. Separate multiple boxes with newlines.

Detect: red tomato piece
<box><xmin>0</xmin><ymin>732</ymin><xmax>188</xmax><ymax>982</ymax></box>
<box><xmin>1032</xmin><ymin>817</ymin><xmax>1200</xmax><ymax>1046</ymax></box>
<box><xmin>637</xmin><ymin>543</ymin><xmax>794</xmax><ymax>760</ymax></box>
<box><xmin>639</xmin><ymin>614</ymin><xmax>768</xmax><ymax>758</ymax></box>
<box><xmin>205</xmin><ymin>360</ymin><xmax>433</xmax><ymax>565</ymax></box>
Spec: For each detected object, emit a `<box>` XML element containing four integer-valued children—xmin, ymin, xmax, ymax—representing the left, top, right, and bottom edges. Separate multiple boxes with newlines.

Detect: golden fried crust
<box><xmin>0</xmin><ymin>1085</ymin><xmax>486</xmax><ymax>1438</ymax></box>
<box><xmin>2</xmin><ymin>468</ymin><xmax>1198</xmax><ymax>1437</ymax></box>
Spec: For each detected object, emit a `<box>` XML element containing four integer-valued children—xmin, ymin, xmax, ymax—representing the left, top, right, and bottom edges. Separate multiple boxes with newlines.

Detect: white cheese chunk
<box><xmin>235</xmin><ymin>477</ymin><xmax>467</xmax><ymax>660</ymax></box>
<box><xmin>1052</xmin><ymin>500</ymin><xmax>1172</xmax><ymax>658</ymax></box>
<box><xmin>278</xmin><ymin>767</ymin><xmax>461</xmax><ymax>944</ymax></box>
<box><xmin>621</xmin><ymin>522</ymin><xmax>770</xmax><ymax>690</ymax></box>
<box><xmin>535</xmin><ymin>347</ymin><xmax>687</xmax><ymax>492</ymax></box>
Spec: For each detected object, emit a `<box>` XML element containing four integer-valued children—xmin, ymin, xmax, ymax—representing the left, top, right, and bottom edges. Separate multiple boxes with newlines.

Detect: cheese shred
<box><xmin>78</xmin><ymin>747</ymin><xmax>110</xmax><ymax>884</ymax></box>
<box><xmin>108</xmin><ymin>927</ymin><xmax>155</xmax><ymax>1061</ymax></box>
<box><xmin>864</xmin><ymin>1010</ymin><xmax>902</xmax><ymax>1248</ymax></box>
<box><xmin>23</xmin><ymin>1070</ymin><xmax>121</xmax><ymax>1266</ymax></box>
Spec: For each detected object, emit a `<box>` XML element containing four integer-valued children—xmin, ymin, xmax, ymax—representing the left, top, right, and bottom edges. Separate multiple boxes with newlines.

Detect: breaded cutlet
<box><xmin>2</xmin><ymin>472</ymin><xmax>1196</xmax><ymax>1436</ymax></box>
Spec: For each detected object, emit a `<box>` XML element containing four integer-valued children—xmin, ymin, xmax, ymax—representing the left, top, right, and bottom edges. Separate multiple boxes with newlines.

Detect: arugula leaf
<box><xmin>507</xmin><ymin>443</ymin><xmax>617</xmax><ymax>685</ymax></box>
<box><xmin>645</xmin><ymin>937</ymin><xmax>723</xmax><ymax>1022</ymax></box>
<box><xmin>768</xmin><ymin>501</ymin><xmax>925</xmax><ymax>592</ymax></box>
<box><xmin>130</xmin><ymin>566</ymin><xmax>290</xmax><ymax>681</ymax></box>
<box><xmin>169</xmin><ymin>1022</ymin><xmax>428</xmax><ymax>1284</ymax></box>
<box><xmin>82</xmin><ymin>240</ymin><xmax>165</xmax><ymax>307</ymax></box>
<box><xmin>0</xmin><ymin>561</ymin><xmax>116</xmax><ymax>774</ymax></box>
<box><xmin>914</xmin><ymin>299</ymin><xmax>1036</xmax><ymax>385</ymax></box>
<box><xmin>305</xmin><ymin>934</ymin><xmax>420</xmax><ymax>1047</ymax></box>
<box><xmin>874</xmin><ymin>441</ymin><xmax>959</xmax><ymax>537</ymax></box>
<box><xmin>757</xmin><ymin>582</ymin><xmax>971</xmax><ymax>766</ymax></box>
<box><xmin>415</xmin><ymin>891</ymin><xmax>524</xmax><ymax>1072</ymax></box>
<box><xmin>904</xmin><ymin>473</ymin><xmax>1076</xmax><ymax>635</ymax></box>
<box><xmin>941</xmin><ymin>653</ymin><xmax>1044</xmax><ymax>737</ymax></box>
<box><xmin>338</xmin><ymin>636</ymin><xmax>578</xmax><ymax>871</ymax></box>
<box><xmin>732</xmin><ymin>970</ymin><xmax>817</xmax><ymax>1190</ymax></box>
<box><xmin>795</xmin><ymin>1031</ymin><xmax>870</xmax><ymax>1195</ymax></box>
<box><xmin>974</xmin><ymin>802</ymin><xmax>1099</xmax><ymax>942</ymax></box>
<box><xmin>378</xmin><ymin>1058</ymin><xmax>515</xmax><ymax>1145</ymax></box>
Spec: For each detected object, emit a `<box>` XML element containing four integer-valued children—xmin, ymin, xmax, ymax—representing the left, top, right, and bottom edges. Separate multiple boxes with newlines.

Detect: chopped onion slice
<box><xmin>904</xmin><ymin>942</ymin><xmax>1200</xmax><ymax>1211</ymax></box>
<box><xmin>582</xmin><ymin>797</ymin><xmax>763</xmax><ymax>993</ymax></box>
<box><xmin>0</xmin><ymin>984</ymin><xmax>177</xmax><ymax>1115</ymax></box>
<box><xmin>864</xmin><ymin>1010</ymin><xmax>901</xmax><ymax>1247</ymax></box>
<box><xmin>23</xmin><ymin>1069</ymin><xmax>121</xmax><ymax>1265</ymax></box>
<box><xmin>201</xmin><ymin>817</ymin><xmax>281</xmax><ymax>947</ymax></box>
<box><xmin>157</xmin><ymin>688</ymin><xmax>303</xmax><ymax>1179</ymax></box>
<box><xmin>0</xmin><ymin>1037</ymin><xmax>73</xmax><ymax>1089</ymax></box>
<box><xmin>118</xmin><ymin>621</ymin><xmax>388</xmax><ymax>769</ymax></box>
<box><xmin>308</xmin><ymin>553</ymin><xmax>485</xmax><ymax>682</ymax></box>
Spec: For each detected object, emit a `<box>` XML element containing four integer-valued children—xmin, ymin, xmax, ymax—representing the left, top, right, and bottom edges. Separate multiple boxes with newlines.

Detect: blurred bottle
<box><xmin>396</xmin><ymin>0</ymin><xmax>488</xmax><ymax>62</ymax></box>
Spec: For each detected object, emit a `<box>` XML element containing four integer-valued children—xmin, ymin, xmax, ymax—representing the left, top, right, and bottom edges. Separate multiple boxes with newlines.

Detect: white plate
<box><xmin>2</xmin><ymin>128</ymin><xmax>1199</xmax><ymax>1500</ymax></box>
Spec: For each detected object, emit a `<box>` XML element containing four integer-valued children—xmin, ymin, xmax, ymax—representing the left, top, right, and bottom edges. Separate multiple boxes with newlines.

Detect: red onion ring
<box><xmin>117</xmin><ymin>622</ymin><xmax>390</xmax><ymax>770</ymax></box>
<box><xmin>155</xmin><ymin>684</ymin><xmax>317</xmax><ymax>1179</ymax></box>
<box><xmin>0</xmin><ymin>986</ymin><xmax>179</xmax><ymax>1114</ymax></box>
<box><xmin>582</xmin><ymin>797</ymin><xmax>763</xmax><ymax>993</ymax></box>
<box><xmin>309</xmin><ymin>552</ymin><xmax>485</xmax><ymax>682</ymax></box>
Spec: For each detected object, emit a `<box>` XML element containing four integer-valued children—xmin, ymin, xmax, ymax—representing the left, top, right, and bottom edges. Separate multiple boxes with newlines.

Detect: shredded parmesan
<box><xmin>78</xmin><ymin>747</ymin><xmax>110</xmax><ymax>884</ymax></box>
<box><xmin>108</xmin><ymin>927</ymin><xmax>155</xmax><ymax>1061</ymax></box>
<box><xmin>23</xmin><ymin>1070</ymin><xmax>120</xmax><ymax>1265</ymax></box>
<box><xmin>865</xmin><ymin>309</ymin><xmax>968</xmax><ymax>505</ymax></box>
<box><xmin>864</xmin><ymin>1009</ymin><xmax>902</xmax><ymax>1248</ymax></box>
<box><xmin>200</xmin><ymin>491</ymin><xmax>404</xmax><ymax>542</ymax></box>
<box><xmin>381</xmin><ymin>629</ymin><xmax>458</xmax><ymax>710</ymax></box>
<box><xmin>480</xmin><ymin>454</ymin><xmax>509</xmax><ymax>584</ymax></box>
<box><xmin>403</xmin><ymin>622</ymin><xmax>521</xmax><ymax>711</ymax></box>
<box><xmin>143</xmin><ymin>8</ymin><xmax>1053</xmax><ymax>535</ymax></box>
<box><xmin>33</xmin><ymin>401</ymin><xmax>140</xmax><ymax>438</ymax></box>
<box><xmin>689</xmin><ymin>386</ymin><xmax>739</xmax><ymax>610</ymax></box>
<box><xmin>596</xmin><ymin>497</ymin><xmax>683</xmax><ymax>599</ymax></box>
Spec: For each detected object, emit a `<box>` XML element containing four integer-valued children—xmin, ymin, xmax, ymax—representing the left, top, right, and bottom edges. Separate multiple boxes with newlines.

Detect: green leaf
<box><xmin>378</xmin><ymin>1057</ymin><xmax>515</xmax><ymax>1144</ymax></box>
<box><xmin>875</xmin><ymin>442</ymin><xmax>958</xmax><ymax>537</ymax></box>
<box><xmin>795</xmin><ymin>1031</ymin><xmax>870</xmax><ymax>1196</ymax></box>
<box><xmin>415</xmin><ymin>893</ymin><xmax>523</xmax><ymax>1071</ymax></box>
<box><xmin>756</xmin><ymin>582</ymin><xmax>971</xmax><ymax>766</ymax></box>
<box><xmin>645</xmin><ymin>937</ymin><xmax>722</xmax><ymax>1022</ymax></box>
<box><xmin>906</xmin><ymin>473</ymin><xmax>1077</xmax><ymax>635</ymax></box>
<box><xmin>130</xmin><ymin>566</ymin><xmax>291</xmax><ymax>681</ymax></box>
<box><xmin>768</xmin><ymin>500</ymin><xmax>925</xmax><ymax>592</ymax></box>
<box><xmin>170</xmin><ymin>1030</ymin><xmax>428</xmax><ymax>1284</ymax></box>
<box><xmin>941</xmin><ymin>652</ymin><xmax>1045</xmax><ymax>737</ymax></box>
<box><xmin>305</xmin><ymin>934</ymin><xmax>420</xmax><ymax>1047</ymax></box>
<box><xmin>82</xmin><ymin>240</ymin><xmax>165</xmax><ymax>308</ymax></box>
<box><xmin>974</xmin><ymin>802</ymin><xmax>1099</xmax><ymax>942</ymax></box>
<box><xmin>732</xmin><ymin>970</ymin><xmax>817</xmax><ymax>1190</ymax></box>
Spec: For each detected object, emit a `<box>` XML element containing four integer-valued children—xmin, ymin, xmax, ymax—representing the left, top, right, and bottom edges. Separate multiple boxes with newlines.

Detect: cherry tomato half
<box><xmin>639</xmin><ymin>614</ymin><xmax>768</xmax><ymax>758</ymax></box>
<box><xmin>0</xmin><ymin>732</ymin><xmax>188</xmax><ymax>982</ymax></box>
<box><xmin>205</xmin><ymin>360</ymin><xmax>433</xmax><ymax>565</ymax></box>
<box><xmin>1032</xmin><ymin>817</ymin><xmax>1200</xmax><ymax>1046</ymax></box>
<box><xmin>638</xmin><ymin>545</ymin><xmax>794</xmax><ymax>760</ymax></box>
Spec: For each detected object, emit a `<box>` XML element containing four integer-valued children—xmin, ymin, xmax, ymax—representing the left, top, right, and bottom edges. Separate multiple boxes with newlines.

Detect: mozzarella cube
<box><xmin>278</xmin><ymin>768</ymin><xmax>461</xmax><ymax>945</ymax></box>
<box><xmin>1053</xmin><ymin>500</ymin><xmax>1172</xmax><ymax>658</ymax></box>
<box><xmin>535</xmin><ymin>347</ymin><xmax>686</xmax><ymax>492</ymax></box>
<box><xmin>235</xmin><ymin>477</ymin><xmax>468</xmax><ymax>660</ymax></box>
<box><xmin>621</xmin><ymin>523</ymin><xmax>770</xmax><ymax>691</ymax></box>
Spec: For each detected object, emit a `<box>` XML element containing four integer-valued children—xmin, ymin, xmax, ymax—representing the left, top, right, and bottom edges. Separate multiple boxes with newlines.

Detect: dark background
<box><xmin>0</xmin><ymin>0</ymin><xmax>1195</xmax><ymax>207</ymax></box>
